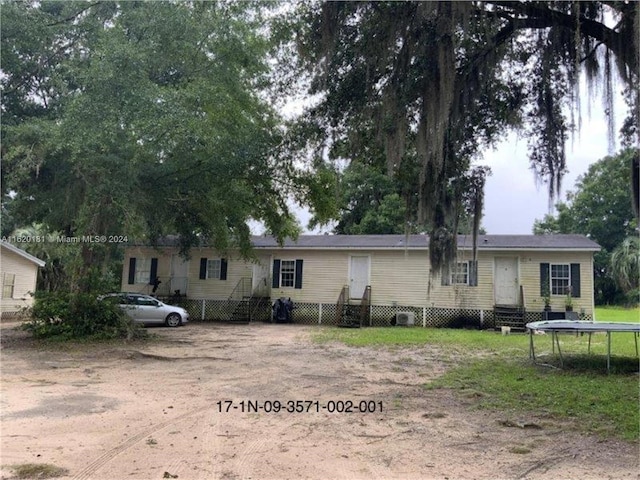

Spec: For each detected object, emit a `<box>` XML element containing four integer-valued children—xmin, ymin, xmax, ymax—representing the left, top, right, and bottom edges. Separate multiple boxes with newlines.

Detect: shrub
<box><xmin>23</xmin><ymin>291</ymin><xmax>142</xmax><ymax>340</ymax></box>
<box><xmin>624</xmin><ymin>288</ymin><xmax>639</xmax><ymax>308</ymax></box>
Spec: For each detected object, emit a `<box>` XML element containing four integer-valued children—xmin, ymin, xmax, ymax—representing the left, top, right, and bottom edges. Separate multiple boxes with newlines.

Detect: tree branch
<box><xmin>46</xmin><ymin>3</ymin><xmax>102</xmax><ymax>27</ymax></box>
<box><xmin>484</xmin><ymin>1</ymin><xmax>632</xmax><ymax>71</ymax></box>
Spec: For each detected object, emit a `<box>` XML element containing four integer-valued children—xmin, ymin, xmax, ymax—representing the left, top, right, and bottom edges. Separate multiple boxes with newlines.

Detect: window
<box><xmin>207</xmin><ymin>259</ymin><xmax>221</xmax><ymax>279</ymax></box>
<box><xmin>199</xmin><ymin>258</ymin><xmax>227</xmax><ymax>280</ymax></box>
<box><xmin>134</xmin><ymin>259</ymin><xmax>151</xmax><ymax>284</ymax></box>
<box><xmin>272</xmin><ymin>259</ymin><xmax>303</xmax><ymax>289</ymax></box>
<box><xmin>550</xmin><ymin>264</ymin><xmax>570</xmax><ymax>295</ymax></box>
<box><xmin>540</xmin><ymin>263</ymin><xmax>580</xmax><ymax>298</ymax></box>
<box><xmin>280</xmin><ymin>260</ymin><xmax>296</xmax><ymax>287</ymax></box>
<box><xmin>442</xmin><ymin>260</ymin><xmax>478</xmax><ymax>287</ymax></box>
<box><xmin>2</xmin><ymin>273</ymin><xmax>15</xmax><ymax>298</ymax></box>
<box><xmin>451</xmin><ymin>262</ymin><xmax>469</xmax><ymax>285</ymax></box>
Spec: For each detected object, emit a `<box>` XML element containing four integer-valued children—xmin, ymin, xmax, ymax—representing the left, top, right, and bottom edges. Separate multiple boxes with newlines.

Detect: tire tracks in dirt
<box><xmin>71</xmin><ymin>407</ymin><xmax>206</xmax><ymax>480</ymax></box>
<box><xmin>70</xmin><ymin>329</ymin><xmax>256</xmax><ymax>479</ymax></box>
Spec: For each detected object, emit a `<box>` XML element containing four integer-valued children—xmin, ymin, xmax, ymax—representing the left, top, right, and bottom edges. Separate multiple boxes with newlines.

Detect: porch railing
<box><xmin>336</xmin><ymin>285</ymin><xmax>349</xmax><ymax>324</ymax></box>
<box><xmin>360</xmin><ymin>285</ymin><xmax>371</xmax><ymax>326</ymax></box>
<box><xmin>229</xmin><ymin>277</ymin><xmax>252</xmax><ymax>301</ymax></box>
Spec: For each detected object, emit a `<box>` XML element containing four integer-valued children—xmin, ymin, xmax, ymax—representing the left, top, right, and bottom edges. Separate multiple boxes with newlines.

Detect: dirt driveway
<box><xmin>1</xmin><ymin>321</ymin><xmax>638</xmax><ymax>480</ymax></box>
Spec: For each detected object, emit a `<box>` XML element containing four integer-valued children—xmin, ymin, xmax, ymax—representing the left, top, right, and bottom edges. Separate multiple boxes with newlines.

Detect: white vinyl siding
<box><xmin>271</xmin><ymin>251</ymin><xmax>346</xmax><ymax>303</ymax></box>
<box><xmin>370</xmin><ymin>250</ymin><xmax>429</xmax><ymax>306</ymax></box>
<box><xmin>121</xmin><ymin>247</ymin><xmax>171</xmax><ymax>295</ymax></box>
<box><xmin>0</xmin><ymin>247</ymin><xmax>41</xmax><ymax>312</ymax></box>
<box><xmin>120</xmin><ymin>244</ymin><xmax>596</xmax><ymax>316</ymax></box>
<box><xmin>430</xmin><ymin>252</ymin><xmax>490</xmax><ymax>309</ymax></box>
<box><xmin>520</xmin><ymin>252</ymin><xmax>593</xmax><ymax>313</ymax></box>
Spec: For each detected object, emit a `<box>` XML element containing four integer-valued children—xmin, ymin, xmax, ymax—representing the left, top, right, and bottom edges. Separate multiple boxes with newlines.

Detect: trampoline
<box><xmin>526</xmin><ymin>320</ymin><xmax>640</xmax><ymax>373</ymax></box>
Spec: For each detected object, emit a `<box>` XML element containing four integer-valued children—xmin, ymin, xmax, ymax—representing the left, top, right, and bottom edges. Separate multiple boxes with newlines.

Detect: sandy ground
<box><xmin>0</xmin><ymin>320</ymin><xmax>638</xmax><ymax>480</ymax></box>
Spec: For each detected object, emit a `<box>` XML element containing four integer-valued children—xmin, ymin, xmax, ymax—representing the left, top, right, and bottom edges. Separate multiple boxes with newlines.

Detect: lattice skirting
<box><xmin>157</xmin><ymin>298</ymin><xmax>593</xmax><ymax>328</ymax></box>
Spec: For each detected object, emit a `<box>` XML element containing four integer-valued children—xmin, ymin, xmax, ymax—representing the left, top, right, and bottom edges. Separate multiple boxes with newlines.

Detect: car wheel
<box><xmin>165</xmin><ymin>313</ymin><xmax>181</xmax><ymax>327</ymax></box>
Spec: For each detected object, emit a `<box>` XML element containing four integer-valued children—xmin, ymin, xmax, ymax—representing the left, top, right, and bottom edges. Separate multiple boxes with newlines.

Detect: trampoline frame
<box><xmin>526</xmin><ymin>320</ymin><xmax>640</xmax><ymax>373</ymax></box>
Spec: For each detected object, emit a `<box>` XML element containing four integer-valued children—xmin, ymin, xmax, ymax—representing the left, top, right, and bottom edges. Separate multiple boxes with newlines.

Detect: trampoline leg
<box><xmin>529</xmin><ymin>330</ymin><xmax>536</xmax><ymax>362</ymax></box>
<box><xmin>635</xmin><ymin>332</ymin><xmax>638</xmax><ymax>358</ymax></box>
<box><xmin>588</xmin><ymin>332</ymin><xmax>592</xmax><ymax>354</ymax></box>
<box><xmin>554</xmin><ymin>332</ymin><xmax>563</xmax><ymax>368</ymax></box>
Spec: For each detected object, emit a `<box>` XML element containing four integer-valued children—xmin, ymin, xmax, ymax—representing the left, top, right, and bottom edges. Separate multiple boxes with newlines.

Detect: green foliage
<box><xmin>2</xmin><ymin>1</ymin><xmax>304</xmax><ymax>283</ymax></box>
<box><xmin>24</xmin><ymin>291</ymin><xmax>140</xmax><ymax>340</ymax></box>
<box><xmin>533</xmin><ymin>149</ymin><xmax>639</xmax><ymax>304</ymax></box>
<box><xmin>287</xmin><ymin>1</ymin><xmax>638</xmax><ymax>267</ymax></box>
<box><xmin>610</xmin><ymin>236</ymin><xmax>640</xmax><ymax>304</ymax></box>
<box><xmin>533</xmin><ymin>149</ymin><xmax>637</xmax><ymax>248</ymax></box>
<box><xmin>334</xmin><ymin>163</ymin><xmax>408</xmax><ymax>234</ymax></box>
<box><xmin>322</xmin><ymin>160</ymin><xmax>487</xmax><ymax>236</ymax></box>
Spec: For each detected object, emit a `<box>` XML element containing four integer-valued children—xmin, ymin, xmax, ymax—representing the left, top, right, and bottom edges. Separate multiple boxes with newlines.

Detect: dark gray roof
<box><xmin>131</xmin><ymin>234</ymin><xmax>600</xmax><ymax>251</ymax></box>
<box><xmin>252</xmin><ymin>235</ymin><xmax>428</xmax><ymax>249</ymax></box>
<box><xmin>252</xmin><ymin>234</ymin><xmax>600</xmax><ymax>251</ymax></box>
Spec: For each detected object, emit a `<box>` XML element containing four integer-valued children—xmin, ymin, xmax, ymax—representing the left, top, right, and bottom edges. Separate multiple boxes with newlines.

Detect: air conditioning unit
<box><xmin>395</xmin><ymin>311</ymin><xmax>415</xmax><ymax>327</ymax></box>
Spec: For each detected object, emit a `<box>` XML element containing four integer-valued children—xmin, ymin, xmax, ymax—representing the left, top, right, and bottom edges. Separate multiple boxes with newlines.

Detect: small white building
<box><xmin>0</xmin><ymin>241</ymin><xmax>46</xmax><ymax>316</ymax></box>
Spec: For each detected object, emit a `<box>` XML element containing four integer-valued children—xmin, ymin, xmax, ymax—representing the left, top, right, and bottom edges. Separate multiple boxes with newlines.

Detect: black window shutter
<box><xmin>540</xmin><ymin>263</ymin><xmax>550</xmax><ymax>295</ymax></box>
<box><xmin>128</xmin><ymin>258</ymin><xmax>136</xmax><ymax>285</ymax></box>
<box><xmin>294</xmin><ymin>259</ymin><xmax>303</xmax><ymax>289</ymax></box>
<box><xmin>149</xmin><ymin>258</ymin><xmax>158</xmax><ymax>284</ymax></box>
<box><xmin>220</xmin><ymin>259</ymin><xmax>228</xmax><ymax>280</ymax></box>
<box><xmin>570</xmin><ymin>263</ymin><xmax>581</xmax><ymax>298</ymax></box>
<box><xmin>199</xmin><ymin>258</ymin><xmax>207</xmax><ymax>280</ymax></box>
<box><xmin>272</xmin><ymin>259</ymin><xmax>281</xmax><ymax>288</ymax></box>
<box><xmin>469</xmin><ymin>261</ymin><xmax>478</xmax><ymax>287</ymax></box>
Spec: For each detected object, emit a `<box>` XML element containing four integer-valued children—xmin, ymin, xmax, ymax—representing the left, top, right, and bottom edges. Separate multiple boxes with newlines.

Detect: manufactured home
<box><xmin>0</xmin><ymin>241</ymin><xmax>46</xmax><ymax>316</ymax></box>
<box><xmin>121</xmin><ymin>234</ymin><xmax>599</xmax><ymax>328</ymax></box>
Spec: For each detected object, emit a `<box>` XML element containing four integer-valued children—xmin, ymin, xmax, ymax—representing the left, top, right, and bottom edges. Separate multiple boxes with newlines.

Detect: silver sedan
<box><xmin>100</xmin><ymin>293</ymin><xmax>189</xmax><ymax>327</ymax></box>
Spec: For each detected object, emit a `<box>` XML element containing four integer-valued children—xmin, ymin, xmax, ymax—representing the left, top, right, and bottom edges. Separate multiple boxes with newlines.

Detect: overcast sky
<box><xmin>480</xmin><ymin>105</ymin><xmax>621</xmax><ymax>234</ymax></box>
<box><xmin>292</xmin><ymin>90</ymin><xmax>625</xmax><ymax>236</ymax></box>
<box><xmin>283</xmin><ymin>68</ymin><xmax>627</xmax><ymax>237</ymax></box>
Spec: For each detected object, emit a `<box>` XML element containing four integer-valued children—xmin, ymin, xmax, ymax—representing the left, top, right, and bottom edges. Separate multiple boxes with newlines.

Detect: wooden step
<box><xmin>494</xmin><ymin>305</ymin><xmax>526</xmax><ymax>331</ymax></box>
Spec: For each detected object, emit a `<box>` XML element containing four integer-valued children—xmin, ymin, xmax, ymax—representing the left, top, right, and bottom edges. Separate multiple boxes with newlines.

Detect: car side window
<box><xmin>136</xmin><ymin>297</ymin><xmax>158</xmax><ymax>307</ymax></box>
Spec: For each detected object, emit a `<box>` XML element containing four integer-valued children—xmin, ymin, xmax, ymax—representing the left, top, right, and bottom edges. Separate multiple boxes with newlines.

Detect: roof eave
<box><xmin>1</xmin><ymin>241</ymin><xmax>46</xmax><ymax>267</ymax></box>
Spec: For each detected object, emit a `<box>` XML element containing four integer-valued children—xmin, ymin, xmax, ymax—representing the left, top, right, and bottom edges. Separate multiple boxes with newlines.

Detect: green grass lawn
<box><xmin>312</xmin><ymin>306</ymin><xmax>640</xmax><ymax>441</ymax></box>
<box><xmin>595</xmin><ymin>306</ymin><xmax>640</xmax><ymax>323</ymax></box>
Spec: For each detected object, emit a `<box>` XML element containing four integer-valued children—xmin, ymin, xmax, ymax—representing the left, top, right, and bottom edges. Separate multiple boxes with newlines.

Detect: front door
<box><xmin>494</xmin><ymin>257</ymin><xmax>519</xmax><ymax>305</ymax></box>
<box><xmin>350</xmin><ymin>255</ymin><xmax>370</xmax><ymax>299</ymax></box>
<box><xmin>252</xmin><ymin>255</ymin><xmax>271</xmax><ymax>296</ymax></box>
<box><xmin>171</xmin><ymin>255</ymin><xmax>189</xmax><ymax>295</ymax></box>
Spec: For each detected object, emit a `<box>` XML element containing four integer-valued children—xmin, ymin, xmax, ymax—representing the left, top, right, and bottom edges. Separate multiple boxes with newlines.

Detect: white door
<box><xmin>252</xmin><ymin>255</ymin><xmax>271</xmax><ymax>296</ymax></box>
<box><xmin>171</xmin><ymin>255</ymin><xmax>189</xmax><ymax>295</ymax></box>
<box><xmin>494</xmin><ymin>257</ymin><xmax>519</xmax><ymax>305</ymax></box>
<box><xmin>349</xmin><ymin>256</ymin><xmax>370</xmax><ymax>299</ymax></box>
